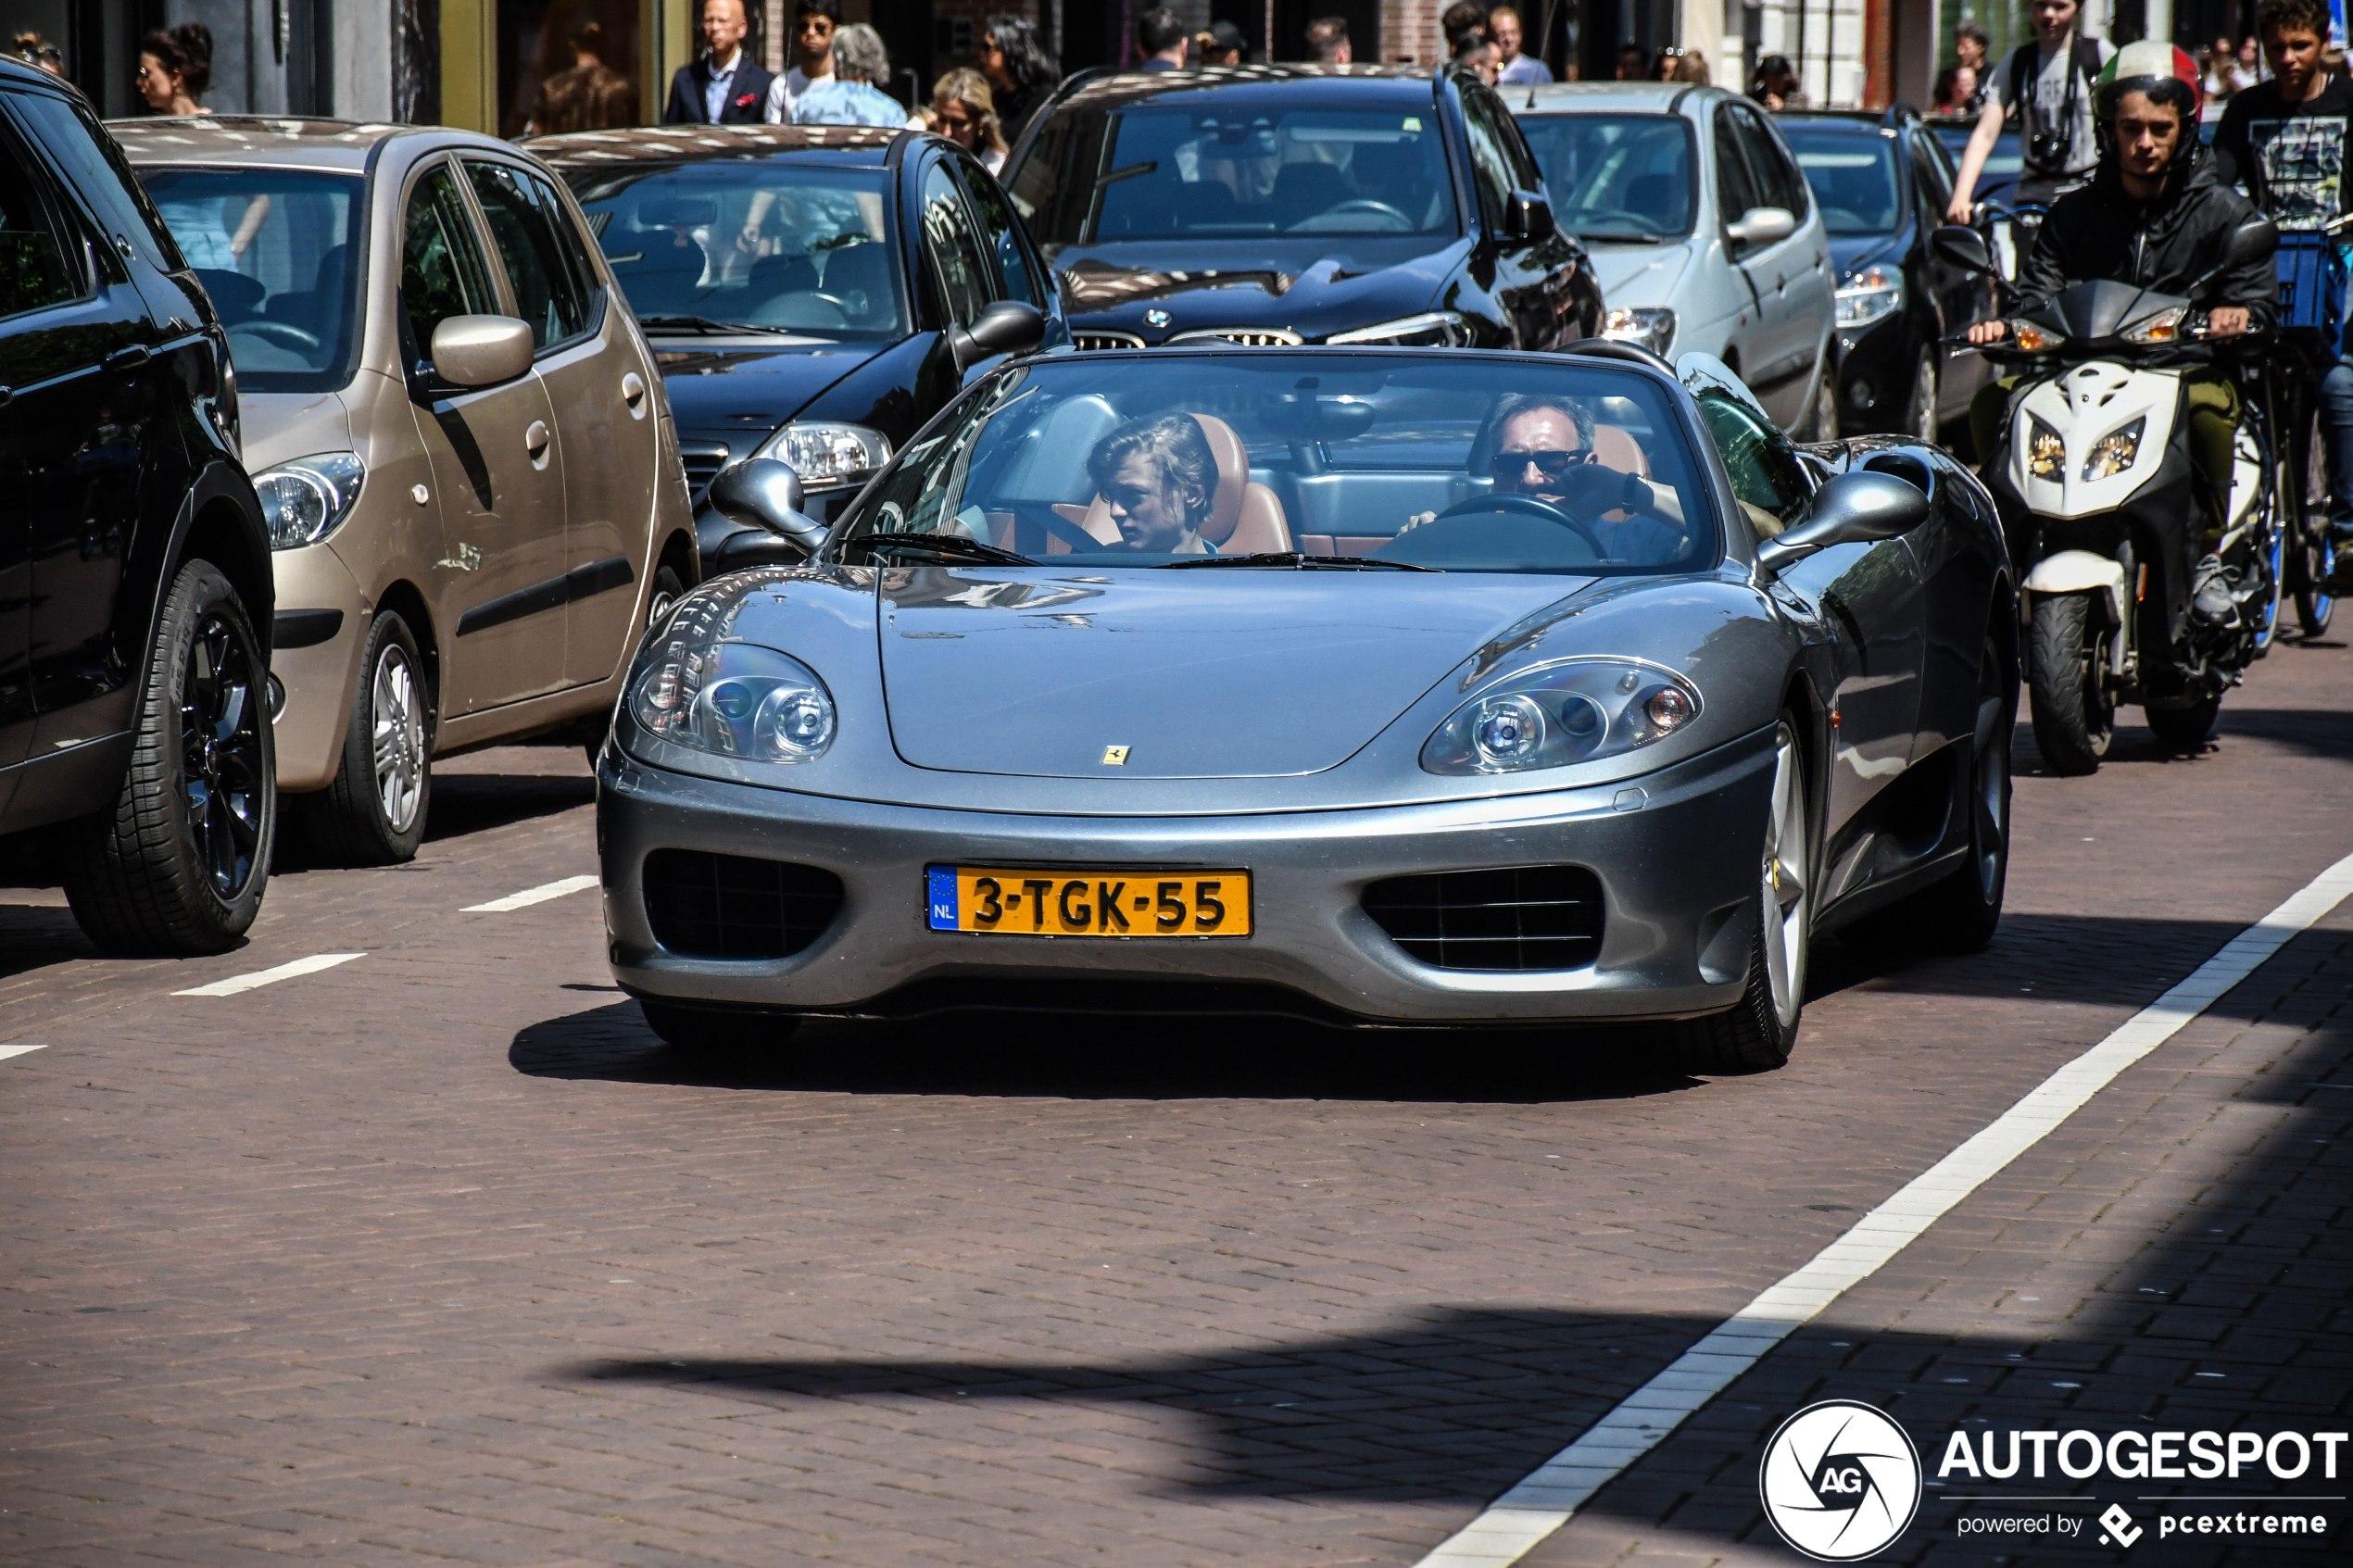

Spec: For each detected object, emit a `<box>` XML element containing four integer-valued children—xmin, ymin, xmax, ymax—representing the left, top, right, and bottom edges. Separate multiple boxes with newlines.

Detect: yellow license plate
<box><xmin>926</xmin><ymin>866</ymin><xmax>1252</xmax><ymax>937</ymax></box>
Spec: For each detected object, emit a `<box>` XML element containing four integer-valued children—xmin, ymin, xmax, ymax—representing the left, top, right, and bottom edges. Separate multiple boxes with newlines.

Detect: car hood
<box><xmin>1052</xmin><ymin>237</ymin><xmax>1466</xmax><ymax>337</ymax></box>
<box><xmin>650</xmin><ymin>339</ymin><xmax>886</xmax><ymax>435</ymax></box>
<box><xmin>878</xmin><ymin>569</ymin><xmax>1588</xmax><ymax>778</ymax></box>
<box><xmin>1829</xmin><ymin>232</ymin><xmax>1902</xmax><ymax>281</ymax></box>
<box><xmin>1582</xmin><ymin>239</ymin><xmax>1693</xmax><ymax>308</ymax></box>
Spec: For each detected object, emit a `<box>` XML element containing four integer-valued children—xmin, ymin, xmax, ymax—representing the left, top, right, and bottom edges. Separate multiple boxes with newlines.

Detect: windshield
<box><xmin>840</xmin><ymin>355</ymin><xmax>1718</xmax><ymax>576</ymax></box>
<box><xmin>1932</xmin><ymin>126</ymin><xmax>2021</xmax><ymax>190</ymax></box>
<box><xmin>1012</xmin><ymin>104</ymin><xmax>1459</xmax><ymax>252</ymax></box>
<box><xmin>560</xmin><ymin>162</ymin><xmax>902</xmax><ymax>337</ymax></box>
<box><xmin>1514</xmin><ymin>114</ymin><xmax>1697</xmax><ymax>241</ymax></box>
<box><xmin>1782</xmin><ymin>130</ymin><xmax>1901</xmax><ymax>234</ymax></box>
<box><xmin>136</xmin><ymin>168</ymin><xmax>361</xmax><ymax>392</ymax></box>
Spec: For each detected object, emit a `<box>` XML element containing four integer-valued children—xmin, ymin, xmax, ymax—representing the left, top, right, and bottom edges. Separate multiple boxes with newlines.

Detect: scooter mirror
<box><xmin>1755</xmin><ymin>470</ymin><xmax>1928</xmax><ymax>575</ymax></box>
<box><xmin>2223</xmin><ymin>216</ymin><xmax>2279</xmax><ymax>272</ymax></box>
<box><xmin>1931</xmin><ymin>224</ymin><xmax>1995</xmax><ymax>277</ymax></box>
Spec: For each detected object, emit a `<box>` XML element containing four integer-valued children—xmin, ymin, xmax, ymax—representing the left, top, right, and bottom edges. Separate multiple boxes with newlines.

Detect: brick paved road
<box><xmin>2</xmin><ymin>637</ymin><xmax>2349</xmax><ymax>1566</ymax></box>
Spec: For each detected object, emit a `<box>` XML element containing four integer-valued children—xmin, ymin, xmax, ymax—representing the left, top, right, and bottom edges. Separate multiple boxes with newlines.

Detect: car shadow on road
<box><xmin>1806</xmin><ymin>911</ymin><xmax>2271</xmax><ymax>1013</ymax></box>
<box><xmin>510</xmin><ymin>998</ymin><xmax>1704</xmax><ymax>1103</ymax></box>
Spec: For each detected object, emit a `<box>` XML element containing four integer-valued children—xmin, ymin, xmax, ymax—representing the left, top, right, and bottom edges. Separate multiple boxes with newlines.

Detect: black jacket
<box><xmin>663</xmin><ymin>55</ymin><xmax>777</xmax><ymax>123</ymax></box>
<box><xmin>2017</xmin><ymin>145</ymin><xmax>2277</xmax><ymax>332</ymax></box>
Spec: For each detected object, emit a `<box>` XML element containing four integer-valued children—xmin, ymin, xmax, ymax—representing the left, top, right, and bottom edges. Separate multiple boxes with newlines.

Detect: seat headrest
<box><xmin>1188</xmin><ymin>412</ymin><xmax>1248</xmax><ymax>544</ymax></box>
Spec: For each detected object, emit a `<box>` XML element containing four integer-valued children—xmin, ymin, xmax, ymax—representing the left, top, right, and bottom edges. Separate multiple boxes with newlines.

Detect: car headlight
<box><xmin>1325</xmin><ymin>310</ymin><xmax>1472</xmax><ymax>346</ymax></box>
<box><xmin>630</xmin><ymin>640</ymin><xmax>836</xmax><ymax>763</ymax></box>
<box><xmin>2027</xmin><ymin>416</ymin><xmax>2066</xmax><ymax>481</ymax></box>
<box><xmin>2123</xmin><ymin>305</ymin><xmax>2186</xmax><ymax>345</ymax></box>
<box><xmin>253</xmin><ymin>452</ymin><xmax>364</xmax><ymax>550</ymax></box>
<box><xmin>1602</xmin><ymin>307</ymin><xmax>1675</xmax><ymax>357</ymax></box>
<box><xmin>749</xmin><ymin>422</ymin><xmax>892</xmax><ymax>489</ymax></box>
<box><xmin>1421</xmin><ymin>657</ymin><xmax>1700</xmax><ymax>775</ymax></box>
<box><xmin>1835</xmin><ymin>263</ymin><xmax>1903</xmax><ymax>328</ymax></box>
<box><xmin>2082</xmin><ymin>417</ymin><xmax>2144</xmax><ymax>481</ymax></box>
<box><xmin>2010</xmin><ymin>320</ymin><xmax>2064</xmax><ymax>352</ymax></box>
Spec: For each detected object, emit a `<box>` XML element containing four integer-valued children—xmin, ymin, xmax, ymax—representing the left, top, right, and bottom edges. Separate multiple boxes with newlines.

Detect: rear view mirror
<box><xmin>947</xmin><ymin>299</ymin><xmax>1047</xmax><ymax>371</ymax></box>
<box><xmin>707</xmin><ymin>458</ymin><xmax>827</xmax><ymax>559</ymax></box>
<box><xmin>1755</xmin><ymin>470</ymin><xmax>1926</xmax><ymax>574</ymax></box>
<box><xmin>431</xmin><ymin>315</ymin><xmax>534</xmax><ymax>388</ymax></box>
<box><xmin>1504</xmin><ymin>190</ymin><xmax>1557</xmax><ymax>242</ymax></box>
<box><xmin>1727</xmin><ymin>206</ymin><xmax>1796</xmax><ymax>246</ymax></box>
<box><xmin>2225</xmin><ymin>215</ymin><xmax>2280</xmax><ymax>270</ymax></box>
<box><xmin>1931</xmin><ymin>224</ymin><xmax>1995</xmax><ymax>277</ymax></box>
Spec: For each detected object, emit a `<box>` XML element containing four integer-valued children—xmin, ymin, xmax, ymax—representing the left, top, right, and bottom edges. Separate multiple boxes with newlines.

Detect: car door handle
<box><xmin>621</xmin><ymin>371</ymin><xmax>647</xmax><ymax>417</ymax></box>
<box><xmin>525</xmin><ymin>420</ymin><xmax>551</xmax><ymax>459</ymax></box>
<box><xmin>105</xmin><ymin>345</ymin><xmax>151</xmax><ymax>373</ymax></box>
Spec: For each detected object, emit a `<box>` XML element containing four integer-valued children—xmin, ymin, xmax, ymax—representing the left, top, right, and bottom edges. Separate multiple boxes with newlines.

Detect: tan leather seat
<box><xmin>1050</xmin><ymin>412</ymin><xmax>1290</xmax><ymax>554</ymax></box>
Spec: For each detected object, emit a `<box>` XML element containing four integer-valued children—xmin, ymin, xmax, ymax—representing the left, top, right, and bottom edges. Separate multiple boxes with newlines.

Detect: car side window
<box><xmin>1695</xmin><ymin>389</ymin><xmax>1809</xmax><ymax>533</ymax></box>
<box><xmin>403</xmin><ymin>163</ymin><xmax>499</xmax><ymax>365</ymax></box>
<box><xmin>1910</xmin><ymin>137</ymin><xmax>1953</xmax><ymax>225</ymax></box>
<box><xmin>1734</xmin><ymin>107</ymin><xmax>1809</xmax><ymax>221</ymax></box>
<box><xmin>920</xmin><ymin>158</ymin><xmax>994</xmax><ymax>327</ymax></box>
<box><xmin>952</xmin><ymin>157</ymin><xmax>1042</xmax><ymax>308</ymax></box>
<box><xmin>1715</xmin><ymin>109</ymin><xmax>1765</xmax><ymax>253</ymax></box>
<box><xmin>1457</xmin><ymin>87</ymin><xmax>1516</xmax><ymax>230</ymax></box>
<box><xmin>0</xmin><ymin>124</ymin><xmax>84</xmax><ymax>319</ymax></box>
<box><xmin>464</xmin><ymin>161</ymin><xmax>591</xmax><ymax>351</ymax></box>
<box><xmin>10</xmin><ymin>89</ymin><xmax>185</xmax><ymax>276</ymax></box>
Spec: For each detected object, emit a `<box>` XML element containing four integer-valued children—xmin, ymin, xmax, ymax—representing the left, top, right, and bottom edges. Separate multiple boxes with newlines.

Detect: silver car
<box><xmin>1515</xmin><ymin>82</ymin><xmax>1837</xmax><ymax>438</ymax></box>
<box><xmin>597</xmin><ymin>345</ymin><xmax>2013</xmax><ymax>1072</ymax></box>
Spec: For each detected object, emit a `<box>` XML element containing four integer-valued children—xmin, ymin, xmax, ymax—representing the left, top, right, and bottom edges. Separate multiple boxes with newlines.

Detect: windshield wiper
<box><xmin>1157</xmin><ymin>551</ymin><xmax>1436</xmax><ymax>571</ymax></box>
<box><xmin>638</xmin><ymin>314</ymin><xmax>783</xmax><ymax>335</ymax></box>
<box><xmin>862</xmin><ymin>533</ymin><xmax>1037</xmax><ymax>566</ymax></box>
<box><xmin>1579</xmin><ymin>231</ymin><xmax>1662</xmax><ymax>244</ymax></box>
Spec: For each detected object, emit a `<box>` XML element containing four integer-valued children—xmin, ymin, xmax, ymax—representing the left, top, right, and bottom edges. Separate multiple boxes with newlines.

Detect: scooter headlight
<box><xmin>2082</xmin><ymin>417</ymin><xmax>2145</xmax><ymax>481</ymax></box>
<box><xmin>2027</xmin><ymin>417</ymin><xmax>2066</xmax><ymax>481</ymax></box>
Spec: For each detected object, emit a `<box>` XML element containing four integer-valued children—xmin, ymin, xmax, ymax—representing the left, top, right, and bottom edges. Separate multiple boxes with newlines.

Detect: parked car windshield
<box><xmin>1013</xmin><ymin>105</ymin><xmax>1459</xmax><ymax>252</ymax></box>
<box><xmin>136</xmin><ymin>168</ymin><xmax>361</xmax><ymax>391</ymax></box>
<box><xmin>1780</xmin><ymin>128</ymin><xmax>1901</xmax><ymax>234</ymax></box>
<box><xmin>840</xmin><ymin>355</ymin><xmax>1718</xmax><ymax>575</ymax></box>
<box><xmin>561</xmin><ymin>162</ymin><xmax>903</xmax><ymax>338</ymax></box>
<box><xmin>1514</xmin><ymin>114</ymin><xmax>1698</xmax><ymax>241</ymax></box>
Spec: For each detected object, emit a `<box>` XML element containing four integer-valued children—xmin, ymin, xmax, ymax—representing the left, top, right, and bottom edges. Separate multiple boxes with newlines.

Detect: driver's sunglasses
<box><xmin>1487</xmin><ymin>447</ymin><xmax>1591</xmax><ymax>478</ymax></box>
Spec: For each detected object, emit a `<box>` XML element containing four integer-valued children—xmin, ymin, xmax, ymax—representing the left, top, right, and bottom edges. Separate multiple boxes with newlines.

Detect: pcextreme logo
<box><xmin>1759</xmin><ymin>1400</ymin><xmax>1924</xmax><ymax>1562</ymax></box>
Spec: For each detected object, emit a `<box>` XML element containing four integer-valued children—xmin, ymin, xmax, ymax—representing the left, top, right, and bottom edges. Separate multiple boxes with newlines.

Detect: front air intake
<box><xmin>1361</xmin><ymin>866</ymin><xmax>1605</xmax><ymax>972</ymax></box>
<box><xmin>643</xmin><ymin>849</ymin><xmax>843</xmax><ymax>959</ymax></box>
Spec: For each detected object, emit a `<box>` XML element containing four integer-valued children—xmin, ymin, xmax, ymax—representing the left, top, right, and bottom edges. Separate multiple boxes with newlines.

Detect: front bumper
<box><xmin>267</xmin><ymin>542</ymin><xmax>371</xmax><ymax>793</ymax></box>
<box><xmin>599</xmin><ymin>724</ymin><xmax>1778</xmax><ymax>1027</ymax></box>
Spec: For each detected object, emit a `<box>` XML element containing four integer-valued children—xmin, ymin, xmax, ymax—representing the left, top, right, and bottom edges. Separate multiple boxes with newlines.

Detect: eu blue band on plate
<box><xmin>926</xmin><ymin>865</ymin><xmax>959</xmax><ymax>931</ymax></box>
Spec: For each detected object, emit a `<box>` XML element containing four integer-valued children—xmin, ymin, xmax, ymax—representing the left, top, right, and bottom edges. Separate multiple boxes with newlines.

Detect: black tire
<box><xmin>1661</xmin><ymin>718</ymin><xmax>1810</xmax><ymax>1073</ymax></box>
<box><xmin>2293</xmin><ymin>406</ymin><xmax>2335</xmax><ymax>636</ymax></box>
<box><xmin>640</xmin><ymin>997</ymin><xmax>800</xmax><ymax>1057</ymax></box>
<box><xmin>296</xmin><ymin>611</ymin><xmax>430</xmax><ymax>866</ymax></box>
<box><xmin>2146</xmin><ymin>694</ymin><xmax>2222</xmax><ymax>751</ymax></box>
<box><xmin>586</xmin><ymin>563</ymin><xmax>685</xmax><ymax>770</ymax></box>
<box><xmin>63</xmin><ymin>559</ymin><xmax>275</xmax><ymax>955</ymax></box>
<box><xmin>1885</xmin><ymin>638</ymin><xmax>2012</xmax><ymax>952</ymax></box>
<box><xmin>2027</xmin><ymin>592</ymin><xmax>2112</xmax><ymax>774</ymax></box>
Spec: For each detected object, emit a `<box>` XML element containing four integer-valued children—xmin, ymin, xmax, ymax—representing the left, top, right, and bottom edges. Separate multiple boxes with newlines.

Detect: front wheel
<box><xmin>2027</xmin><ymin>592</ymin><xmax>2113</xmax><ymax>774</ymax></box>
<box><xmin>1905</xmin><ymin>348</ymin><xmax>1939</xmax><ymax>443</ymax></box>
<box><xmin>1661</xmin><ymin>719</ymin><xmax>1810</xmax><ymax>1073</ymax></box>
<box><xmin>297</xmin><ymin>610</ymin><xmax>430</xmax><ymax>866</ymax></box>
<box><xmin>63</xmin><ymin>559</ymin><xmax>275</xmax><ymax>954</ymax></box>
<box><xmin>2293</xmin><ymin>406</ymin><xmax>2335</xmax><ymax>635</ymax></box>
<box><xmin>2146</xmin><ymin>694</ymin><xmax>2222</xmax><ymax>751</ymax></box>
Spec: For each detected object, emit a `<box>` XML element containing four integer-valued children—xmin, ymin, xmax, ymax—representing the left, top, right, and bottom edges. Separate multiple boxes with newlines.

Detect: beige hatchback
<box><xmin>114</xmin><ymin>118</ymin><xmax>696</xmax><ymax>862</ymax></box>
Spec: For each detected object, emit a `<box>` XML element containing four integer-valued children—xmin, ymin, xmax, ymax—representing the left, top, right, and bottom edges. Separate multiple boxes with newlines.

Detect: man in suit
<box><xmin>663</xmin><ymin>0</ymin><xmax>775</xmax><ymax>123</ymax></box>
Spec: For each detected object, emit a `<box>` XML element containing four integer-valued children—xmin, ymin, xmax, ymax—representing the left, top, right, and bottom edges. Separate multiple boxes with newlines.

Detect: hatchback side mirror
<box><xmin>431</xmin><ymin>315</ymin><xmax>534</xmax><ymax>388</ymax></box>
<box><xmin>1504</xmin><ymin>190</ymin><xmax>1556</xmax><ymax>242</ymax></box>
<box><xmin>947</xmin><ymin>299</ymin><xmax>1046</xmax><ymax>371</ymax></box>
<box><xmin>1755</xmin><ymin>470</ymin><xmax>1926</xmax><ymax>574</ymax></box>
<box><xmin>1931</xmin><ymin>224</ymin><xmax>1995</xmax><ymax>277</ymax></box>
<box><xmin>707</xmin><ymin>458</ymin><xmax>827</xmax><ymax>559</ymax></box>
<box><xmin>1727</xmin><ymin>206</ymin><xmax>1796</xmax><ymax>246</ymax></box>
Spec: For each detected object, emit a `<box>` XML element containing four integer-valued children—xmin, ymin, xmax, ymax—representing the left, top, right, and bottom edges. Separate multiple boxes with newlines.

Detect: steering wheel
<box><xmin>1436</xmin><ymin>492</ymin><xmax>1607</xmax><ymax>555</ymax></box>
<box><xmin>1321</xmin><ymin>198</ymin><xmax>1411</xmax><ymax>229</ymax></box>
<box><xmin>234</xmin><ymin>321</ymin><xmax>321</xmax><ymax>352</ymax></box>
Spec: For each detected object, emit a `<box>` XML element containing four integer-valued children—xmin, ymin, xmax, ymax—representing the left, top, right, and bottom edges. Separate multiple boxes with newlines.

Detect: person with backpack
<box><xmin>1946</xmin><ymin>0</ymin><xmax>2115</xmax><ymax>223</ymax></box>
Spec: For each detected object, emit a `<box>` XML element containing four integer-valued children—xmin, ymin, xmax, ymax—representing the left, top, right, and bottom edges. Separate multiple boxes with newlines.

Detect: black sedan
<box><xmin>1003</xmin><ymin>65</ymin><xmax>1602</xmax><ymax>352</ymax></box>
<box><xmin>1776</xmin><ymin>107</ymin><xmax>1998</xmax><ymax>443</ymax></box>
<box><xmin>529</xmin><ymin>124</ymin><xmax>1065</xmax><ymax>571</ymax></box>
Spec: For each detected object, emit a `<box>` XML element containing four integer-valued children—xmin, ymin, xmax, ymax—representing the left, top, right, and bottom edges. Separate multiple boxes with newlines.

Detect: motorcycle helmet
<box><xmin>2095</xmin><ymin>40</ymin><xmax>2206</xmax><ymax>168</ymax></box>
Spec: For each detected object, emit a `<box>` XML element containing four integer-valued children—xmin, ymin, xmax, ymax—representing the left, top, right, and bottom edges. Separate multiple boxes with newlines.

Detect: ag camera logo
<box><xmin>1760</xmin><ymin>1400</ymin><xmax>1924</xmax><ymax>1561</ymax></box>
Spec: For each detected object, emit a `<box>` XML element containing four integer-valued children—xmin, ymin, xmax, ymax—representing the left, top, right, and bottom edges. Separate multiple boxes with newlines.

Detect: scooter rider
<box><xmin>1968</xmin><ymin>40</ymin><xmax>2276</xmax><ymax>623</ymax></box>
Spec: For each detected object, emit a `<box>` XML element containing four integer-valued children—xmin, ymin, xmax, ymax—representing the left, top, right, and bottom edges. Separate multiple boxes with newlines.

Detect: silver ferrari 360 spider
<box><xmin>597</xmin><ymin>342</ymin><xmax>2015</xmax><ymax>1072</ymax></box>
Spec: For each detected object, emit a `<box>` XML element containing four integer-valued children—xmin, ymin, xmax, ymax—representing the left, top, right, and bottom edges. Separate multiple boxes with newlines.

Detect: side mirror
<box><xmin>947</xmin><ymin>299</ymin><xmax>1047</xmax><ymax>371</ymax></box>
<box><xmin>1755</xmin><ymin>470</ymin><xmax>1927</xmax><ymax>575</ymax></box>
<box><xmin>706</xmin><ymin>458</ymin><xmax>826</xmax><ymax>559</ymax></box>
<box><xmin>2225</xmin><ymin>215</ymin><xmax>2279</xmax><ymax>270</ymax></box>
<box><xmin>1504</xmin><ymin>190</ymin><xmax>1556</xmax><ymax>242</ymax></box>
<box><xmin>431</xmin><ymin>315</ymin><xmax>534</xmax><ymax>388</ymax></box>
<box><xmin>1931</xmin><ymin>223</ymin><xmax>1995</xmax><ymax>277</ymax></box>
<box><xmin>1727</xmin><ymin>205</ymin><xmax>1796</xmax><ymax>246</ymax></box>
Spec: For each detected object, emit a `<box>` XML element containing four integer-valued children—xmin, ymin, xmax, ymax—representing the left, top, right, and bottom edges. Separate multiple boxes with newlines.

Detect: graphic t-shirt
<box><xmin>2214</xmin><ymin>75</ymin><xmax>2353</xmax><ymax>228</ymax></box>
<box><xmin>1986</xmin><ymin>37</ymin><xmax>2115</xmax><ymax>180</ymax></box>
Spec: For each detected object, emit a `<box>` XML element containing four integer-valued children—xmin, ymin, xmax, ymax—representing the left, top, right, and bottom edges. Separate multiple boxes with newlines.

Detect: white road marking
<box><xmin>1415</xmin><ymin>849</ymin><xmax>2353</xmax><ymax>1567</ymax></box>
<box><xmin>463</xmin><ymin>874</ymin><xmax>601</xmax><ymax>913</ymax></box>
<box><xmin>0</xmin><ymin>1043</ymin><xmax>49</xmax><ymax>1061</ymax></box>
<box><xmin>172</xmin><ymin>953</ymin><xmax>368</xmax><ymax>997</ymax></box>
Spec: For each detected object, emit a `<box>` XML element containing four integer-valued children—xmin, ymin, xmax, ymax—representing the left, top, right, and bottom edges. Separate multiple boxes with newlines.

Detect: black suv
<box><xmin>0</xmin><ymin>60</ymin><xmax>273</xmax><ymax>953</ymax></box>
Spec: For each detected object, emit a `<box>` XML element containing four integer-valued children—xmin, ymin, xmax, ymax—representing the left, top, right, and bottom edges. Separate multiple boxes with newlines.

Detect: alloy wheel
<box><xmin>1760</xmin><ymin>729</ymin><xmax>1810</xmax><ymax>1028</ymax></box>
<box><xmin>181</xmin><ymin>610</ymin><xmax>266</xmax><ymax>897</ymax></box>
<box><xmin>372</xmin><ymin>644</ymin><xmax>426</xmax><ymax>834</ymax></box>
<box><xmin>1911</xmin><ymin>351</ymin><xmax>1939</xmax><ymax>443</ymax></box>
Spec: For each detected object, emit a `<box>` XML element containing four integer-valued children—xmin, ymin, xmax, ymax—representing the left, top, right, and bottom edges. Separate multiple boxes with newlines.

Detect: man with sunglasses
<box><xmin>1404</xmin><ymin>396</ymin><xmax>1686</xmax><ymax>560</ymax></box>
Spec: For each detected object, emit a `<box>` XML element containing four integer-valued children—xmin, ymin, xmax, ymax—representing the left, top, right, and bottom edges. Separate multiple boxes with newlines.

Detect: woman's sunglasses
<box><xmin>1487</xmin><ymin>447</ymin><xmax>1592</xmax><ymax>478</ymax></box>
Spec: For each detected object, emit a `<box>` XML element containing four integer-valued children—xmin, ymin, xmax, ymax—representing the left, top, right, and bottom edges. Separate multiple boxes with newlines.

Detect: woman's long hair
<box><xmin>983</xmin><ymin>14</ymin><xmax>1057</xmax><ymax>95</ymax></box>
<box><xmin>932</xmin><ymin>68</ymin><xmax>1007</xmax><ymax>157</ymax></box>
<box><xmin>141</xmin><ymin>20</ymin><xmax>213</xmax><ymax>95</ymax></box>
